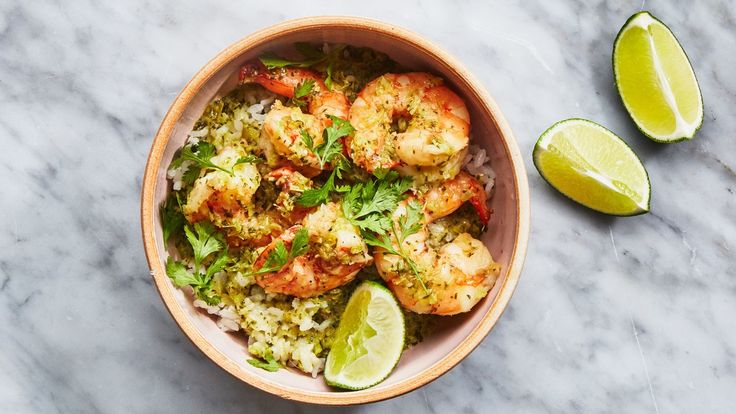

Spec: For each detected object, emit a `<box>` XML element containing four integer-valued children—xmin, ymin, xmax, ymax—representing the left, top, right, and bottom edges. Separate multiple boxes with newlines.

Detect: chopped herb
<box><xmin>184</xmin><ymin>222</ymin><xmax>224</xmax><ymax>273</ymax></box>
<box><xmin>300</xmin><ymin>115</ymin><xmax>354</xmax><ymax>169</ymax></box>
<box><xmin>180</xmin><ymin>142</ymin><xmax>232</xmax><ymax>176</ymax></box>
<box><xmin>258</xmin><ymin>51</ymin><xmax>325</xmax><ymax>69</ymax></box>
<box><xmin>250</xmin><ymin>227</ymin><xmax>309</xmax><ymax>275</ymax></box>
<box><xmin>247</xmin><ymin>352</ymin><xmax>281</xmax><ymax>372</ymax></box>
<box><xmin>296</xmin><ymin>159</ymin><xmax>350</xmax><ymax>207</ymax></box>
<box><xmin>165</xmin><ymin>222</ymin><xmax>228</xmax><ymax>306</ymax></box>
<box><xmin>363</xmin><ymin>199</ymin><xmax>429</xmax><ymax>293</ymax></box>
<box><xmin>296</xmin><ymin>116</ymin><xmax>355</xmax><ymax>207</ymax></box>
<box><xmin>160</xmin><ymin>193</ymin><xmax>185</xmax><ymax>243</ymax></box>
<box><xmin>291</xmin><ymin>79</ymin><xmax>315</xmax><ymax>108</ymax></box>
<box><xmin>234</xmin><ymin>154</ymin><xmax>264</xmax><ymax>166</ymax></box>
<box><xmin>341</xmin><ymin>169</ymin><xmax>412</xmax><ymax>233</ymax></box>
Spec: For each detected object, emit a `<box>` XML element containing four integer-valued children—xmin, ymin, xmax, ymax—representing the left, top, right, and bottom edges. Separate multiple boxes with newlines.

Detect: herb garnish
<box><xmin>174</xmin><ymin>142</ymin><xmax>262</xmax><ymax>184</ymax></box>
<box><xmin>259</xmin><ymin>42</ymin><xmax>328</xmax><ymax>69</ymax></box>
<box><xmin>362</xmin><ymin>199</ymin><xmax>429</xmax><ymax>293</ymax></box>
<box><xmin>165</xmin><ymin>221</ymin><xmax>227</xmax><ymax>305</ymax></box>
<box><xmin>291</xmin><ymin>79</ymin><xmax>315</xmax><ymax>108</ymax></box>
<box><xmin>160</xmin><ymin>193</ymin><xmax>185</xmax><ymax>243</ymax></box>
<box><xmin>249</xmin><ymin>227</ymin><xmax>309</xmax><ymax>275</ymax></box>
<box><xmin>247</xmin><ymin>352</ymin><xmax>281</xmax><ymax>372</ymax></box>
<box><xmin>296</xmin><ymin>116</ymin><xmax>355</xmax><ymax>207</ymax></box>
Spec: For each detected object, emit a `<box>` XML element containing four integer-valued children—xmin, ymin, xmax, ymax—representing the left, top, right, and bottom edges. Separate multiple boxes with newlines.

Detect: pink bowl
<box><xmin>141</xmin><ymin>16</ymin><xmax>530</xmax><ymax>405</ymax></box>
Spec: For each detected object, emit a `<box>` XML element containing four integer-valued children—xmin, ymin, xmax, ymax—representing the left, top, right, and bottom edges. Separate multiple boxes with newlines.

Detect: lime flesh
<box><xmin>325</xmin><ymin>281</ymin><xmax>404</xmax><ymax>390</ymax></box>
<box><xmin>533</xmin><ymin>119</ymin><xmax>651</xmax><ymax>216</ymax></box>
<box><xmin>613</xmin><ymin>11</ymin><xmax>703</xmax><ymax>142</ymax></box>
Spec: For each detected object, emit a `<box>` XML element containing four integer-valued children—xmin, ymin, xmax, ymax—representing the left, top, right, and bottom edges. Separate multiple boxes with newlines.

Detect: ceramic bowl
<box><xmin>141</xmin><ymin>16</ymin><xmax>529</xmax><ymax>405</ymax></box>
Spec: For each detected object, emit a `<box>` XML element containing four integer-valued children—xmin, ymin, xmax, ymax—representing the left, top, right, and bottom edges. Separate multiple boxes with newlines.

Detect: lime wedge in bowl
<box><xmin>613</xmin><ymin>11</ymin><xmax>703</xmax><ymax>143</ymax></box>
<box><xmin>533</xmin><ymin>118</ymin><xmax>651</xmax><ymax>216</ymax></box>
<box><xmin>325</xmin><ymin>281</ymin><xmax>405</xmax><ymax>390</ymax></box>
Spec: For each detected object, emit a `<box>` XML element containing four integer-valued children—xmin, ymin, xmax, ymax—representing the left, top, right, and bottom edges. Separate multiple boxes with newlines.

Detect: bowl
<box><xmin>141</xmin><ymin>16</ymin><xmax>530</xmax><ymax>405</ymax></box>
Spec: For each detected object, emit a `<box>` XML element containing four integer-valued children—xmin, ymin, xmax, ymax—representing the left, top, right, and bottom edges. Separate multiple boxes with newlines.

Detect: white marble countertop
<box><xmin>2</xmin><ymin>0</ymin><xmax>735</xmax><ymax>412</ymax></box>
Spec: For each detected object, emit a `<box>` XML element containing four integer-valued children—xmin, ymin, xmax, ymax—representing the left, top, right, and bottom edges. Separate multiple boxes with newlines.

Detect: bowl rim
<box><xmin>141</xmin><ymin>15</ymin><xmax>530</xmax><ymax>406</ymax></box>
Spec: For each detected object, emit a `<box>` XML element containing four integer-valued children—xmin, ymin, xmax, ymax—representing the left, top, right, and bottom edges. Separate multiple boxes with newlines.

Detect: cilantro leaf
<box><xmin>291</xmin><ymin>79</ymin><xmax>315</xmax><ymax>108</ymax></box>
<box><xmin>205</xmin><ymin>251</ymin><xmax>230</xmax><ymax>280</ymax></box>
<box><xmin>160</xmin><ymin>193</ymin><xmax>185</xmax><ymax>243</ymax></box>
<box><xmin>259</xmin><ymin>52</ymin><xmax>325</xmax><ymax>69</ymax></box>
<box><xmin>181</xmin><ymin>142</ymin><xmax>233</xmax><ymax>176</ymax></box>
<box><xmin>396</xmin><ymin>199</ymin><xmax>424</xmax><ymax>243</ymax></box>
<box><xmin>341</xmin><ymin>170</ymin><xmax>411</xmax><ymax>234</ymax></box>
<box><xmin>296</xmin><ymin>169</ymin><xmax>336</xmax><ymax>207</ymax></box>
<box><xmin>166</xmin><ymin>257</ymin><xmax>200</xmax><ymax>287</ymax></box>
<box><xmin>234</xmin><ymin>154</ymin><xmax>264</xmax><ymax>166</ymax></box>
<box><xmin>250</xmin><ymin>227</ymin><xmax>309</xmax><ymax>275</ymax></box>
<box><xmin>300</xmin><ymin>116</ymin><xmax>353</xmax><ymax>170</ymax></box>
<box><xmin>247</xmin><ymin>352</ymin><xmax>281</xmax><ymax>372</ymax></box>
<box><xmin>184</xmin><ymin>222</ymin><xmax>224</xmax><ymax>272</ymax></box>
<box><xmin>181</xmin><ymin>165</ymin><xmax>202</xmax><ymax>186</ymax></box>
<box><xmin>289</xmin><ymin>227</ymin><xmax>310</xmax><ymax>258</ymax></box>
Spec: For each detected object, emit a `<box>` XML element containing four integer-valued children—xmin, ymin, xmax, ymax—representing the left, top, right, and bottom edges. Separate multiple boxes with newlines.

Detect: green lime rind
<box><xmin>324</xmin><ymin>280</ymin><xmax>405</xmax><ymax>390</ymax></box>
<box><xmin>613</xmin><ymin>11</ymin><xmax>704</xmax><ymax>143</ymax></box>
<box><xmin>533</xmin><ymin>118</ymin><xmax>651</xmax><ymax>217</ymax></box>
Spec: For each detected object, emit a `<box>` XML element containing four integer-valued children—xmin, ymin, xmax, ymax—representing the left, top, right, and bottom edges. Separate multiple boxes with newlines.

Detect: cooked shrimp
<box><xmin>240</xmin><ymin>64</ymin><xmax>350</xmax><ymax>170</ymax></box>
<box><xmin>183</xmin><ymin>147</ymin><xmax>261</xmax><ymax>224</ymax></box>
<box><xmin>348</xmin><ymin>73</ymin><xmax>470</xmax><ymax>182</ymax></box>
<box><xmin>253</xmin><ymin>202</ymin><xmax>372</xmax><ymax>298</ymax></box>
<box><xmin>184</xmin><ymin>155</ymin><xmax>315</xmax><ymax>247</ymax></box>
<box><xmin>374</xmin><ymin>172</ymin><xmax>498</xmax><ymax>315</ymax></box>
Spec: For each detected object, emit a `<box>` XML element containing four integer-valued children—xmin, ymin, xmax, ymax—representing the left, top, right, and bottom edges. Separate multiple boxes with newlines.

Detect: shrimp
<box><xmin>373</xmin><ymin>172</ymin><xmax>498</xmax><ymax>315</ymax></box>
<box><xmin>253</xmin><ymin>202</ymin><xmax>372</xmax><ymax>298</ymax></box>
<box><xmin>183</xmin><ymin>147</ymin><xmax>261</xmax><ymax>224</ymax></box>
<box><xmin>240</xmin><ymin>64</ymin><xmax>350</xmax><ymax>171</ymax></box>
<box><xmin>183</xmin><ymin>155</ymin><xmax>313</xmax><ymax>247</ymax></box>
<box><xmin>348</xmin><ymin>73</ymin><xmax>470</xmax><ymax>182</ymax></box>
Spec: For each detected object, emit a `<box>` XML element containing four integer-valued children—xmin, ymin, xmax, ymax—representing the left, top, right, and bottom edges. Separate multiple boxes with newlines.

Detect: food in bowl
<box><xmin>159</xmin><ymin>43</ymin><xmax>500</xmax><ymax>388</ymax></box>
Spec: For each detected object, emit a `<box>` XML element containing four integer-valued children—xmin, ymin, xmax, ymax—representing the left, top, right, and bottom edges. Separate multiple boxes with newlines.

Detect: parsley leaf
<box><xmin>259</xmin><ymin>52</ymin><xmax>325</xmax><ymax>70</ymax></box>
<box><xmin>247</xmin><ymin>352</ymin><xmax>281</xmax><ymax>372</ymax></box>
<box><xmin>165</xmin><ymin>222</ymin><xmax>228</xmax><ymax>306</ymax></box>
<box><xmin>341</xmin><ymin>170</ymin><xmax>411</xmax><ymax>233</ymax></box>
<box><xmin>250</xmin><ymin>227</ymin><xmax>309</xmax><ymax>275</ymax></box>
<box><xmin>363</xmin><ymin>199</ymin><xmax>429</xmax><ymax>293</ymax></box>
<box><xmin>291</xmin><ymin>79</ymin><xmax>315</xmax><ymax>108</ymax></box>
<box><xmin>234</xmin><ymin>154</ymin><xmax>264</xmax><ymax>166</ymax></box>
<box><xmin>296</xmin><ymin>159</ymin><xmax>349</xmax><ymax>207</ymax></box>
<box><xmin>184</xmin><ymin>222</ymin><xmax>224</xmax><ymax>273</ymax></box>
<box><xmin>300</xmin><ymin>115</ymin><xmax>354</xmax><ymax>169</ymax></box>
<box><xmin>181</xmin><ymin>142</ymin><xmax>233</xmax><ymax>176</ymax></box>
<box><xmin>160</xmin><ymin>193</ymin><xmax>185</xmax><ymax>243</ymax></box>
<box><xmin>182</xmin><ymin>165</ymin><xmax>202</xmax><ymax>186</ymax></box>
<box><xmin>166</xmin><ymin>257</ymin><xmax>200</xmax><ymax>287</ymax></box>
<box><xmin>295</xmin><ymin>116</ymin><xmax>355</xmax><ymax>207</ymax></box>
<box><xmin>205</xmin><ymin>251</ymin><xmax>230</xmax><ymax>280</ymax></box>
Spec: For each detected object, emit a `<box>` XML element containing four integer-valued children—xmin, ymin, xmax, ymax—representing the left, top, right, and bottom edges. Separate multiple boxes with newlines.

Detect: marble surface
<box><xmin>2</xmin><ymin>0</ymin><xmax>735</xmax><ymax>412</ymax></box>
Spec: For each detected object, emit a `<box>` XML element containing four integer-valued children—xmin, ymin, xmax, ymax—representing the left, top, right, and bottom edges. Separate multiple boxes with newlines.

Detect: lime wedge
<box><xmin>613</xmin><ymin>11</ymin><xmax>703</xmax><ymax>142</ymax></box>
<box><xmin>325</xmin><ymin>281</ymin><xmax>404</xmax><ymax>390</ymax></box>
<box><xmin>533</xmin><ymin>118</ymin><xmax>651</xmax><ymax>216</ymax></box>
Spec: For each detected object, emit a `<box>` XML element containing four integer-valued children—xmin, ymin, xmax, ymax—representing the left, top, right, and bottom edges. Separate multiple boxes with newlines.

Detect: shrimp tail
<box><xmin>239</xmin><ymin>62</ymin><xmax>297</xmax><ymax>98</ymax></box>
<box><xmin>468</xmin><ymin>194</ymin><xmax>491</xmax><ymax>227</ymax></box>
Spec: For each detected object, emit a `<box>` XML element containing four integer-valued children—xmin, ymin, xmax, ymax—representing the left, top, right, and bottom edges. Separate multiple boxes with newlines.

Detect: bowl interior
<box><xmin>147</xmin><ymin>20</ymin><xmax>524</xmax><ymax>400</ymax></box>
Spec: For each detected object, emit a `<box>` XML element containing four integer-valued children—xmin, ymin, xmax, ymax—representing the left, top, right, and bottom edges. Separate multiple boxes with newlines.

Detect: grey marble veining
<box><xmin>1</xmin><ymin>0</ymin><xmax>735</xmax><ymax>412</ymax></box>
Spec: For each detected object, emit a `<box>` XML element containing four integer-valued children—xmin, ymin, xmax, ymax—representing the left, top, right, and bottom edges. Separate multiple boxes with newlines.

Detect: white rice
<box><xmin>193</xmin><ymin>271</ymin><xmax>338</xmax><ymax>378</ymax></box>
<box><xmin>166</xmin><ymin>93</ymin><xmax>275</xmax><ymax>191</ymax></box>
<box><xmin>463</xmin><ymin>144</ymin><xmax>496</xmax><ymax>194</ymax></box>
